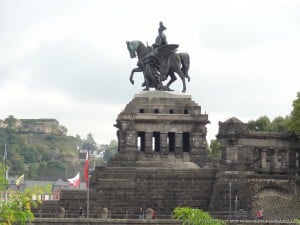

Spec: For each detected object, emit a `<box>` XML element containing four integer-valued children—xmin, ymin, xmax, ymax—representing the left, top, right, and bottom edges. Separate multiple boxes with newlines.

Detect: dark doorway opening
<box><xmin>183</xmin><ymin>132</ymin><xmax>190</xmax><ymax>152</ymax></box>
<box><xmin>153</xmin><ymin>132</ymin><xmax>160</xmax><ymax>152</ymax></box>
<box><xmin>168</xmin><ymin>132</ymin><xmax>175</xmax><ymax>152</ymax></box>
<box><xmin>138</xmin><ymin>132</ymin><xmax>145</xmax><ymax>152</ymax></box>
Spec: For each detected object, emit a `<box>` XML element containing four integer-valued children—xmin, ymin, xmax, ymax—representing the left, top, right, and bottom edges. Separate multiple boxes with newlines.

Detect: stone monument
<box><xmin>127</xmin><ymin>21</ymin><xmax>190</xmax><ymax>92</ymax></box>
<box><xmin>53</xmin><ymin>22</ymin><xmax>300</xmax><ymax>220</ymax></box>
<box><xmin>59</xmin><ymin>22</ymin><xmax>215</xmax><ymax>218</ymax></box>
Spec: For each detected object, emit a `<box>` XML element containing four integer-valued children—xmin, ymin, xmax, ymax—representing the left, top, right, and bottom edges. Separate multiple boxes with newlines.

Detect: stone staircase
<box><xmin>33</xmin><ymin>200</ymin><xmax>60</xmax><ymax>218</ymax></box>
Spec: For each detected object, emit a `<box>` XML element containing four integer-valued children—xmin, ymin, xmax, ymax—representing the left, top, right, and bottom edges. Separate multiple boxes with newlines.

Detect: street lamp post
<box><xmin>234</xmin><ymin>195</ymin><xmax>238</xmax><ymax>219</ymax></box>
<box><xmin>229</xmin><ymin>181</ymin><xmax>232</xmax><ymax>219</ymax></box>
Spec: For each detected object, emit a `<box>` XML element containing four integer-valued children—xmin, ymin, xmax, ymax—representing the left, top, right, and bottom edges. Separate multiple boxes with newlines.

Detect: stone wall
<box><xmin>29</xmin><ymin>218</ymin><xmax>298</xmax><ymax>225</ymax></box>
<box><xmin>30</xmin><ymin>218</ymin><xmax>181</xmax><ymax>225</ymax></box>
<box><xmin>40</xmin><ymin>92</ymin><xmax>300</xmax><ymax>221</ymax></box>
<box><xmin>209</xmin><ymin>171</ymin><xmax>299</xmax><ymax>220</ymax></box>
<box><xmin>114</xmin><ymin>91</ymin><xmax>210</xmax><ymax>166</ymax></box>
<box><xmin>59</xmin><ymin>166</ymin><xmax>217</xmax><ymax>219</ymax></box>
<box><xmin>217</xmin><ymin>117</ymin><xmax>300</xmax><ymax>175</ymax></box>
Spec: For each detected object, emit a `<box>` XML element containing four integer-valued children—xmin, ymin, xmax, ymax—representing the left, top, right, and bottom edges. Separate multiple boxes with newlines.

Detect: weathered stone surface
<box><xmin>46</xmin><ymin>91</ymin><xmax>300</xmax><ymax>220</ymax></box>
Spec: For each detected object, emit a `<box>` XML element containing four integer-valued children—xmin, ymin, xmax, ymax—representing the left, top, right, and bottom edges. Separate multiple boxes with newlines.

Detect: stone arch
<box><xmin>251</xmin><ymin>185</ymin><xmax>296</xmax><ymax>219</ymax></box>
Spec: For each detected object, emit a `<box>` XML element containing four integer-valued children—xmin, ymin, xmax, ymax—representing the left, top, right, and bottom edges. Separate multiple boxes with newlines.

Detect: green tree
<box><xmin>36</xmin><ymin>161</ymin><xmax>67</xmax><ymax>180</ymax></box>
<box><xmin>288</xmin><ymin>92</ymin><xmax>300</xmax><ymax>136</ymax></box>
<box><xmin>0</xmin><ymin>164</ymin><xmax>8</xmax><ymax>190</ymax></box>
<box><xmin>248</xmin><ymin>115</ymin><xmax>289</xmax><ymax>132</ymax></box>
<box><xmin>20</xmin><ymin>145</ymin><xmax>40</xmax><ymax>163</ymax></box>
<box><xmin>9</xmin><ymin>152</ymin><xmax>26</xmax><ymax>176</ymax></box>
<box><xmin>103</xmin><ymin>140</ymin><xmax>117</xmax><ymax>162</ymax></box>
<box><xmin>0</xmin><ymin>168</ymin><xmax>42</xmax><ymax>225</ymax></box>
<box><xmin>82</xmin><ymin>133</ymin><xmax>97</xmax><ymax>152</ymax></box>
<box><xmin>27</xmin><ymin>163</ymin><xmax>39</xmax><ymax>179</ymax></box>
<box><xmin>4</xmin><ymin>115</ymin><xmax>18</xmax><ymax>129</ymax></box>
<box><xmin>209</xmin><ymin>140</ymin><xmax>221</xmax><ymax>158</ymax></box>
<box><xmin>173</xmin><ymin>207</ymin><xmax>225</xmax><ymax>225</ymax></box>
<box><xmin>270</xmin><ymin>116</ymin><xmax>289</xmax><ymax>132</ymax></box>
<box><xmin>248</xmin><ymin>116</ymin><xmax>271</xmax><ymax>131</ymax></box>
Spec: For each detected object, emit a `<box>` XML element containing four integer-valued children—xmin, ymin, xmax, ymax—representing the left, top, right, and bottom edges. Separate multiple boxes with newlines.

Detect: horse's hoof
<box><xmin>182</xmin><ymin>89</ymin><xmax>186</xmax><ymax>93</ymax></box>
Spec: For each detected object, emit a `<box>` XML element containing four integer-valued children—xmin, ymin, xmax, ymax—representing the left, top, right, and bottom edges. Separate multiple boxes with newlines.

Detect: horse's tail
<box><xmin>179</xmin><ymin>52</ymin><xmax>190</xmax><ymax>77</ymax></box>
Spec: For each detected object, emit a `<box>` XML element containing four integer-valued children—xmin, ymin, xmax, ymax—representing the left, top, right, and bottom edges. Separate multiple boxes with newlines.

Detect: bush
<box><xmin>173</xmin><ymin>207</ymin><xmax>225</xmax><ymax>225</ymax></box>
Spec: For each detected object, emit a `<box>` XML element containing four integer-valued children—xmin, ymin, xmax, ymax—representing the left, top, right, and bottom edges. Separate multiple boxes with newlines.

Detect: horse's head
<box><xmin>126</xmin><ymin>41</ymin><xmax>137</xmax><ymax>58</ymax></box>
<box><xmin>126</xmin><ymin>40</ymin><xmax>149</xmax><ymax>59</ymax></box>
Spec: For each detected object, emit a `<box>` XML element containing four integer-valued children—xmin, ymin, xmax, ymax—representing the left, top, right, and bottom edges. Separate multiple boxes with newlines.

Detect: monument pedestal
<box><xmin>85</xmin><ymin>91</ymin><xmax>213</xmax><ymax>218</ymax></box>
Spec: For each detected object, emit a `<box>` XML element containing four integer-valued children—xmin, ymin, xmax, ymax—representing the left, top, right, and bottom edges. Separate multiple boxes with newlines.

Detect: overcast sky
<box><xmin>1</xmin><ymin>0</ymin><xmax>299</xmax><ymax>144</ymax></box>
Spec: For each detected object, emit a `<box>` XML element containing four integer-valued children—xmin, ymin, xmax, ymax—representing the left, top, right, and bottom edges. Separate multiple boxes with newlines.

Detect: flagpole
<box><xmin>87</xmin><ymin>176</ymin><xmax>89</xmax><ymax>218</ymax></box>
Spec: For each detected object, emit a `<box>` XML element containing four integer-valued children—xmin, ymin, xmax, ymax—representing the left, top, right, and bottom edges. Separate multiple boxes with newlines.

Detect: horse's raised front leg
<box><xmin>130</xmin><ymin>67</ymin><xmax>143</xmax><ymax>85</ymax></box>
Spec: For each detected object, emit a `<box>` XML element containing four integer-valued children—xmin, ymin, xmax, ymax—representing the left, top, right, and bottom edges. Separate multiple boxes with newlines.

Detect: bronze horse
<box><xmin>126</xmin><ymin>40</ymin><xmax>190</xmax><ymax>92</ymax></box>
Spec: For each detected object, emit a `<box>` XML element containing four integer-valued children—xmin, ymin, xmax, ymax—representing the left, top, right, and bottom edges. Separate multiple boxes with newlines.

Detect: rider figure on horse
<box><xmin>152</xmin><ymin>21</ymin><xmax>173</xmax><ymax>82</ymax></box>
<box><xmin>153</xmin><ymin>21</ymin><xmax>168</xmax><ymax>48</ymax></box>
<box><xmin>126</xmin><ymin>22</ymin><xmax>190</xmax><ymax>92</ymax></box>
<box><xmin>139</xmin><ymin>21</ymin><xmax>170</xmax><ymax>90</ymax></box>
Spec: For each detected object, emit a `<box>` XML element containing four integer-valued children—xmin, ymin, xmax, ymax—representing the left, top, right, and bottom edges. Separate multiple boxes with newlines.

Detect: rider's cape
<box><xmin>153</xmin><ymin>44</ymin><xmax>179</xmax><ymax>62</ymax></box>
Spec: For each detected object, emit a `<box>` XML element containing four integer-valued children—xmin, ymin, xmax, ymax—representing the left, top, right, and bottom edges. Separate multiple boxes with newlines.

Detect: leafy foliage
<box><xmin>288</xmin><ymin>92</ymin><xmax>300</xmax><ymax>136</ymax></box>
<box><xmin>103</xmin><ymin>140</ymin><xmax>118</xmax><ymax>162</ymax></box>
<box><xmin>173</xmin><ymin>207</ymin><xmax>225</xmax><ymax>225</ymax></box>
<box><xmin>0</xmin><ymin>189</ymin><xmax>42</xmax><ymax>225</ymax></box>
<box><xmin>209</xmin><ymin>140</ymin><xmax>221</xmax><ymax>158</ymax></box>
<box><xmin>0</xmin><ymin>116</ymin><xmax>84</xmax><ymax>180</ymax></box>
<box><xmin>82</xmin><ymin>133</ymin><xmax>98</xmax><ymax>152</ymax></box>
<box><xmin>4</xmin><ymin>115</ymin><xmax>18</xmax><ymax>129</ymax></box>
<box><xmin>248</xmin><ymin>115</ymin><xmax>289</xmax><ymax>132</ymax></box>
<box><xmin>0</xmin><ymin>164</ymin><xmax>8</xmax><ymax>190</ymax></box>
<box><xmin>0</xmin><ymin>168</ymin><xmax>42</xmax><ymax>225</ymax></box>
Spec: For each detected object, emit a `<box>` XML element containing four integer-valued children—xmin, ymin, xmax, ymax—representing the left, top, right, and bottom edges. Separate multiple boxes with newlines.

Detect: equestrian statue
<box><xmin>126</xmin><ymin>22</ymin><xmax>190</xmax><ymax>92</ymax></box>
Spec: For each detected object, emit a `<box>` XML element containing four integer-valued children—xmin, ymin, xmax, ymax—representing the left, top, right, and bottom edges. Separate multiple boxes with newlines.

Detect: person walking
<box><xmin>139</xmin><ymin>208</ymin><xmax>144</xmax><ymax>219</ymax></box>
<box><xmin>79</xmin><ymin>206</ymin><xmax>83</xmax><ymax>218</ymax></box>
<box><xmin>260</xmin><ymin>209</ymin><xmax>264</xmax><ymax>220</ymax></box>
<box><xmin>256</xmin><ymin>209</ymin><xmax>261</xmax><ymax>220</ymax></box>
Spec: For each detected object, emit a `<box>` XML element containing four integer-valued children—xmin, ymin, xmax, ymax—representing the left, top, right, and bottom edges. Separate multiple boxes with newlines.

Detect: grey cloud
<box><xmin>21</xmin><ymin>39</ymin><xmax>132</xmax><ymax>103</ymax></box>
<box><xmin>197</xmin><ymin>8</ymin><xmax>300</xmax><ymax>51</ymax></box>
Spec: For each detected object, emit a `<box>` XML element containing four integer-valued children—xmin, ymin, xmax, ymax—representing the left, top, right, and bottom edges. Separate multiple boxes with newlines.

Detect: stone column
<box><xmin>145</xmin><ymin>132</ymin><xmax>153</xmax><ymax>154</ymax></box>
<box><xmin>289</xmin><ymin>150</ymin><xmax>296</xmax><ymax>171</ymax></box>
<box><xmin>175</xmin><ymin>132</ymin><xmax>183</xmax><ymax>155</ymax></box>
<box><xmin>270</xmin><ymin>149</ymin><xmax>278</xmax><ymax>170</ymax></box>
<box><xmin>261</xmin><ymin>149</ymin><xmax>267</xmax><ymax>169</ymax></box>
<box><xmin>280</xmin><ymin>150</ymin><xmax>287</xmax><ymax>170</ymax></box>
<box><xmin>160</xmin><ymin>132</ymin><xmax>168</xmax><ymax>156</ymax></box>
<box><xmin>125</xmin><ymin>130</ymin><xmax>137</xmax><ymax>150</ymax></box>
<box><xmin>191</xmin><ymin>133</ymin><xmax>201</xmax><ymax>154</ymax></box>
